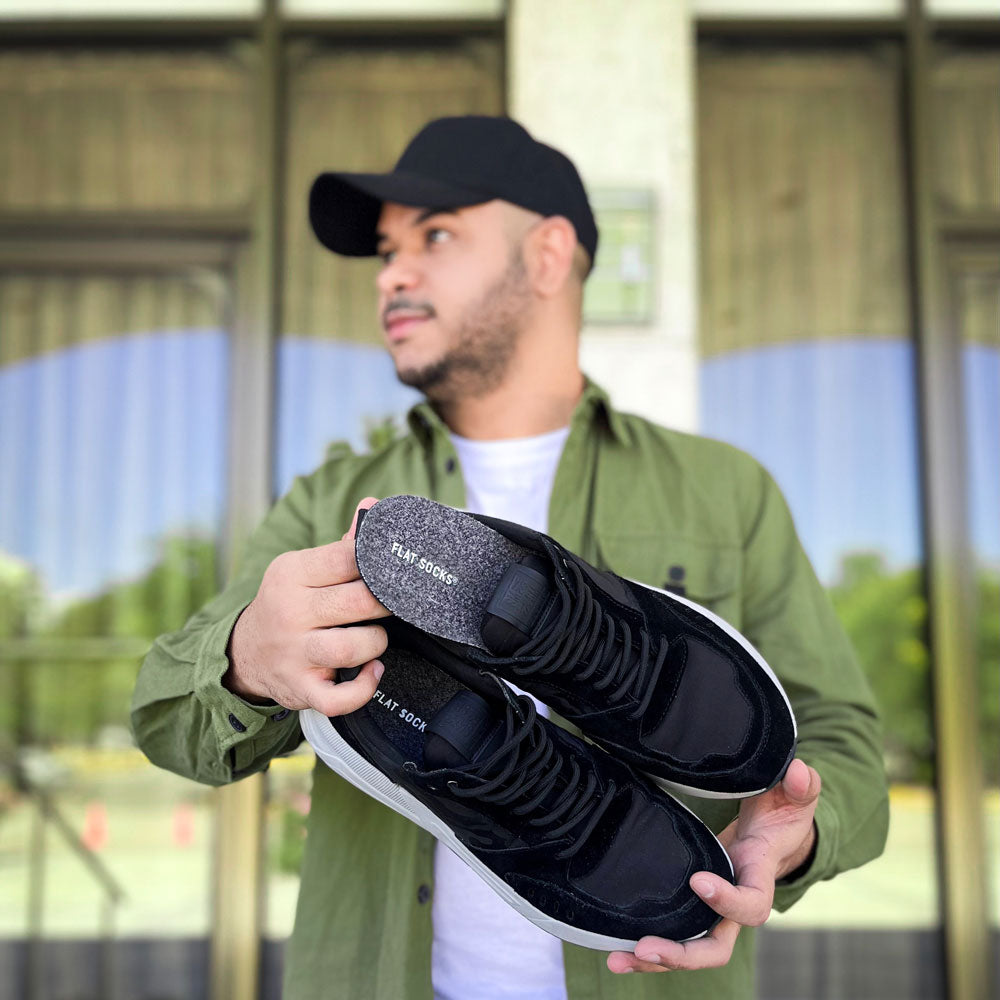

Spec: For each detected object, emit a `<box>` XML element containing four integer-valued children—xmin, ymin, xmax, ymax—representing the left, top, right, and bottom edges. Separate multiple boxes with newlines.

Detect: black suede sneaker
<box><xmin>299</xmin><ymin>620</ymin><xmax>734</xmax><ymax>950</ymax></box>
<box><xmin>354</xmin><ymin>495</ymin><xmax>797</xmax><ymax>799</ymax></box>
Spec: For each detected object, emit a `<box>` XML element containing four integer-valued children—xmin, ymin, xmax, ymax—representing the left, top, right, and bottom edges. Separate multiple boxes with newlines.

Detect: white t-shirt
<box><xmin>430</xmin><ymin>425</ymin><xmax>571</xmax><ymax>1000</ymax></box>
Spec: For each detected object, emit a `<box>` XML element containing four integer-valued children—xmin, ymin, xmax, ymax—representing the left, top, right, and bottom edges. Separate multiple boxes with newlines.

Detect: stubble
<box><xmin>394</xmin><ymin>249</ymin><xmax>533</xmax><ymax>402</ymax></box>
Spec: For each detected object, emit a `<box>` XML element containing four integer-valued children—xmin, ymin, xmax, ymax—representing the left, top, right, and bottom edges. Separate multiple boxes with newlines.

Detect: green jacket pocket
<box><xmin>593</xmin><ymin>530</ymin><xmax>743</xmax><ymax>629</ymax></box>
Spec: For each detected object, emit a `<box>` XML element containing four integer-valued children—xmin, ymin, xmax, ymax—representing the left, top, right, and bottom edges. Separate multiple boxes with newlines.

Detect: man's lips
<box><xmin>383</xmin><ymin>310</ymin><xmax>432</xmax><ymax>342</ymax></box>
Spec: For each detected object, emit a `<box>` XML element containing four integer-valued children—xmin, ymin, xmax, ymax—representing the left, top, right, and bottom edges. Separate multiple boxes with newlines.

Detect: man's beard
<box><xmin>394</xmin><ymin>251</ymin><xmax>532</xmax><ymax>401</ymax></box>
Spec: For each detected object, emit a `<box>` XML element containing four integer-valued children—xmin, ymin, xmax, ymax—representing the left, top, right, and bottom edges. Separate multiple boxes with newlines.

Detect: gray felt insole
<box><xmin>356</xmin><ymin>495</ymin><xmax>529</xmax><ymax>648</ymax></box>
<box><xmin>368</xmin><ymin>646</ymin><xmax>464</xmax><ymax>764</ymax></box>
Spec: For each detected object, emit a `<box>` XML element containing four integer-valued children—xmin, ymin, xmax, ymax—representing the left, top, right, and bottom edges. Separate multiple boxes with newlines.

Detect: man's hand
<box><xmin>607</xmin><ymin>759</ymin><xmax>821</xmax><ymax>975</ymax></box>
<box><xmin>225</xmin><ymin>498</ymin><xmax>390</xmax><ymax>716</ymax></box>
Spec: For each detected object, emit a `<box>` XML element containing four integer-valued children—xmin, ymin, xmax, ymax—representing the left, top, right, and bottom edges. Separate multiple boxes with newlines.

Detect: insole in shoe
<box><xmin>364</xmin><ymin>645</ymin><xmax>465</xmax><ymax>763</ymax></box>
<box><xmin>356</xmin><ymin>495</ymin><xmax>529</xmax><ymax>649</ymax></box>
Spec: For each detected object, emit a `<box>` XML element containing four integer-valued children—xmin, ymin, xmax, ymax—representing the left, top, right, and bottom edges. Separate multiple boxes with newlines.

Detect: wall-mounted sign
<box><xmin>583</xmin><ymin>188</ymin><xmax>656</xmax><ymax>326</ymax></box>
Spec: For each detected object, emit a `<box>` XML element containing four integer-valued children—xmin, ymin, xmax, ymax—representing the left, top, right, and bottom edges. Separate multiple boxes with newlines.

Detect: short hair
<box><xmin>572</xmin><ymin>244</ymin><xmax>593</xmax><ymax>284</ymax></box>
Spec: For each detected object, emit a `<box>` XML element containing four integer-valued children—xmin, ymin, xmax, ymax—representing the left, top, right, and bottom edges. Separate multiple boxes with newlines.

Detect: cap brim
<box><xmin>309</xmin><ymin>170</ymin><xmax>489</xmax><ymax>257</ymax></box>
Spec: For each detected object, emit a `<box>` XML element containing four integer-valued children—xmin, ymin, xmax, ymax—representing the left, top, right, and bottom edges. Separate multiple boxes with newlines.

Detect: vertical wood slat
<box><xmin>0</xmin><ymin>52</ymin><xmax>255</xmax><ymax>211</ymax></box>
<box><xmin>933</xmin><ymin>49</ymin><xmax>1000</xmax><ymax>215</ymax></box>
<box><xmin>209</xmin><ymin>6</ymin><xmax>283</xmax><ymax>1000</ymax></box>
<box><xmin>698</xmin><ymin>48</ymin><xmax>909</xmax><ymax>357</ymax></box>
<box><xmin>958</xmin><ymin>267</ymin><xmax>1000</xmax><ymax>345</ymax></box>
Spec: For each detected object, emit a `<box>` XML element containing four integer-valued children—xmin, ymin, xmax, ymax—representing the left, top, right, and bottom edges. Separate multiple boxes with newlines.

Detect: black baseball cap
<box><xmin>309</xmin><ymin>115</ymin><xmax>598</xmax><ymax>265</ymax></box>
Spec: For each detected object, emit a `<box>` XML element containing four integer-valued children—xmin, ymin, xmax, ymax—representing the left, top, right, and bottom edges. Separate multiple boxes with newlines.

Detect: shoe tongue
<box><xmin>422</xmin><ymin>690</ymin><xmax>507</xmax><ymax>770</ymax></box>
<box><xmin>480</xmin><ymin>554</ymin><xmax>559</xmax><ymax>656</ymax></box>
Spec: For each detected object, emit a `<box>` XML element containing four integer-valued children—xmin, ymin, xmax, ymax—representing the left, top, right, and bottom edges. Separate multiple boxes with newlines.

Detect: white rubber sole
<box><xmin>628</xmin><ymin>577</ymin><xmax>798</xmax><ymax>800</ymax></box>
<box><xmin>299</xmin><ymin>708</ymin><xmax>721</xmax><ymax>952</ymax></box>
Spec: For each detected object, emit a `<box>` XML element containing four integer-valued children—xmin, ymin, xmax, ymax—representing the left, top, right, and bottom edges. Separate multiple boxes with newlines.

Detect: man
<box><xmin>132</xmin><ymin>116</ymin><xmax>888</xmax><ymax>999</ymax></box>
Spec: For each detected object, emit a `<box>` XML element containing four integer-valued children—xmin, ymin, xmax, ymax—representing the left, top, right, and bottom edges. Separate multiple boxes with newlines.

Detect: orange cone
<box><xmin>82</xmin><ymin>801</ymin><xmax>108</xmax><ymax>851</ymax></box>
<box><xmin>172</xmin><ymin>802</ymin><xmax>195</xmax><ymax>848</ymax></box>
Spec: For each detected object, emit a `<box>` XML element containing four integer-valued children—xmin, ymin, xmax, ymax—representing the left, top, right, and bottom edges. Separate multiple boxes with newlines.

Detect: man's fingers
<box><xmin>304</xmin><ymin>659</ymin><xmax>384</xmax><ymax>717</ymax></box>
<box><xmin>343</xmin><ymin>497</ymin><xmax>380</xmax><ymax>542</ymax></box>
<box><xmin>270</xmin><ymin>498</ymin><xmax>382</xmax><ymax>590</ymax></box>
<box><xmin>608</xmin><ymin>919</ymin><xmax>742</xmax><ymax>974</ymax></box>
<box><xmin>638</xmin><ymin>919</ymin><xmax>741</xmax><ymax>970</ymax></box>
<box><xmin>292</xmin><ymin>537</ymin><xmax>360</xmax><ymax>588</ymax></box>
<box><xmin>303</xmin><ymin>624</ymin><xmax>388</xmax><ymax>670</ymax></box>
<box><xmin>691</xmin><ymin>867</ymin><xmax>774</xmax><ymax>927</ymax></box>
<box><xmin>606</xmin><ymin>765</ymin><xmax>823</xmax><ymax>978</ymax></box>
<box><xmin>606</xmin><ymin>951</ymin><xmax>643</xmax><ymax>975</ymax></box>
<box><xmin>283</xmin><ymin>499</ymin><xmax>381</xmax><ymax>587</ymax></box>
<box><xmin>306</xmin><ymin>579</ymin><xmax>389</xmax><ymax>627</ymax></box>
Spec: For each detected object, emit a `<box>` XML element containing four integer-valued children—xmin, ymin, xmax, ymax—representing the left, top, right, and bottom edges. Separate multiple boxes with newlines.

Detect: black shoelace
<box><xmin>441</xmin><ymin>694</ymin><xmax>616</xmax><ymax>860</ymax></box>
<box><xmin>509</xmin><ymin>549</ymin><xmax>669</xmax><ymax>720</ymax></box>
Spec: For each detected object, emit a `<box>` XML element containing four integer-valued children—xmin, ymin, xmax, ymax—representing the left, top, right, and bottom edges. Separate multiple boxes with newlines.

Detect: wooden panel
<box><xmin>282</xmin><ymin>39</ymin><xmax>503</xmax><ymax>344</ymax></box>
<box><xmin>0</xmin><ymin>269</ymin><xmax>226</xmax><ymax>365</ymax></box>
<box><xmin>958</xmin><ymin>264</ymin><xmax>1000</xmax><ymax>347</ymax></box>
<box><xmin>0</xmin><ymin>50</ymin><xmax>254</xmax><ymax>211</ymax></box>
<box><xmin>933</xmin><ymin>49</ymin><xmax>1000</xmax><ymax>215</ymax></box>
<box><xmin>698</xmin><ymin>47</ymin><xmax>909</xmax><ymax>356</ymax></box>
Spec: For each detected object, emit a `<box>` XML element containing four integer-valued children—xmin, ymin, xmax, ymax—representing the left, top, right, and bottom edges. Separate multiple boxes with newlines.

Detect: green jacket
<box><xmin>132</xmin><ymin>380</ymin><xmax>888</xmax><ymax>1000</ymax></box>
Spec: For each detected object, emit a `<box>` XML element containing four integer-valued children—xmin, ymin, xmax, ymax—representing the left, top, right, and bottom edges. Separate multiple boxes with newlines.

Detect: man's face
<box><xmin>374</xmin><ymin>200</ymin><xmax>534</xmax><ymax>401</ymax></box>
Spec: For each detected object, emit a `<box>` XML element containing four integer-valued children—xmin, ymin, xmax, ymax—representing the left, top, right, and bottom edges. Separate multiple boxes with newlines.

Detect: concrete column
<box><xmin>508</xmin><ymin>0</ymin><xmax>699</xmax><ymax>432</ymax></box>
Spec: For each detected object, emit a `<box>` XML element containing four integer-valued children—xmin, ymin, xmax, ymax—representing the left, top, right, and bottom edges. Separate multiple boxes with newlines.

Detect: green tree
<box><xmin>830</xmin><ymin>552</ymin><xmax>931</xmax><ymax>783</ymax></box>
<box><xmin>829</xmin><ymin>552</ymin><xmax>999</xmax><ymax>786</ymax></box>
<box><xmin>0</xmin><ymin>553</ymin><xmax>43</xmax><ymax>639</ymax></box>
<box><xmin>22</xmin><ymin>536</ymin><xmax>220</xmax><ymax>745</ymax></box>
<box><xmin>0</xmin><ymin>555</ymin><xmax>45</xmax><ymax>757</ymax></box>
<box><xmin>974</xmin><ymin>570</ymin><xmax>999</xmax><ymax>784</ymax></box>
<box><xmin>46</xmin><ymin>535</ymin><xmax>218</xmax><ymax>641</ymax></box>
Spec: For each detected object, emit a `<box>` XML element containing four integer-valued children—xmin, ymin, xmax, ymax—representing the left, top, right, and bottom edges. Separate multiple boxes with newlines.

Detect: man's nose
<box><xmin>376</xmin><ymin>254</ymin><xmax>420</xmax><ymax>296</ymax></box>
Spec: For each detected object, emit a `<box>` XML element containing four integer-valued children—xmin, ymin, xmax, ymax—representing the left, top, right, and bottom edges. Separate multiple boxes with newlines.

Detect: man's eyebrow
<box><xmin>375</xmin><ymin>207</ymin><xmax>460</xmax><ymax>245</ymax></box>
<box><xmin>415</xmin><ymin>206</ymin><xmax>459</xmax><ymax>224</ymax></box>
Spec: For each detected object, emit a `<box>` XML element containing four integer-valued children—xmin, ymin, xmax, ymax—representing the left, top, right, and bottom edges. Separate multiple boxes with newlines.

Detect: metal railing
<box><xmin>15</xmin><ymin>764</ymin><xmax>127</xmax><ymax>1000</ymax></box>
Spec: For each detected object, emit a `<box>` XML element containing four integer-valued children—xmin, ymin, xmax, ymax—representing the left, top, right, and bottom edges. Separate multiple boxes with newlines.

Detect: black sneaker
<box><xmin>299</xmin><ymin>620</ymin><xmax>734</xmax><ymax>950</ymax></box>
<box><xmin>354</xmin><ymin>494</ymin><xmax>797</xmax><ymax>799</ymax></box>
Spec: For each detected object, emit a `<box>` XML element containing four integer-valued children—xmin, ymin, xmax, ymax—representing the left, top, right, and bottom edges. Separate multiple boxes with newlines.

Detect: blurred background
<box><xmin>0</xmin><ymin>1</ymin><xmax>996</xmax><ymax>999</ymax></box>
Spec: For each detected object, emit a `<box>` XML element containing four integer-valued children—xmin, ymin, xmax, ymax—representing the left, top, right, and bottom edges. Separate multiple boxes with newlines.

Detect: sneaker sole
<box><xmin>356</xmin><ymin>494</ymin><xmax>797</xmax><ymax>800</ymax></box>
<box><xmin>300</xmin><ymin>706</ymin><xmax>724</xmax><ymax>951</ymax></box>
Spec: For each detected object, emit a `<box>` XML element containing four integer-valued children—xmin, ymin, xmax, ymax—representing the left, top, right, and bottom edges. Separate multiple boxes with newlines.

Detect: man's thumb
<box><xmin>782</xmin><ymin>759</ymin><xmax>821</xmax><ymax>805</ymax></box>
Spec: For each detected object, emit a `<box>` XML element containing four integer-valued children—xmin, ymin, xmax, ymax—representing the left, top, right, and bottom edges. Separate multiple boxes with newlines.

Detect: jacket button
<box><xmin>444</xmin><ymin>458</ymin><xmax>456</xmax><ymax>474</ymax></box>
<box><xmin>228</xmin><ymin>713</ymin><xmax>247</xmax><ymax>733</ymax></box>
<box><xmin>273</xmin><ymin>708</ymin><xmax>290</xmax><ymax>722</ymax></box>
<box><xmin>416</xmin><ymin>884</ymin><xmax>432</xmax><ymax>904</ymax></box>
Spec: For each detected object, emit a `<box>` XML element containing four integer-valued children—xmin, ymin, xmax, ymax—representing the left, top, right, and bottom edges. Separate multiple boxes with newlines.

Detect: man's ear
<box><xmin>524</xmin><ymin>216</ymin><xmax>577</xmax><ymax>298</ymax></box>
